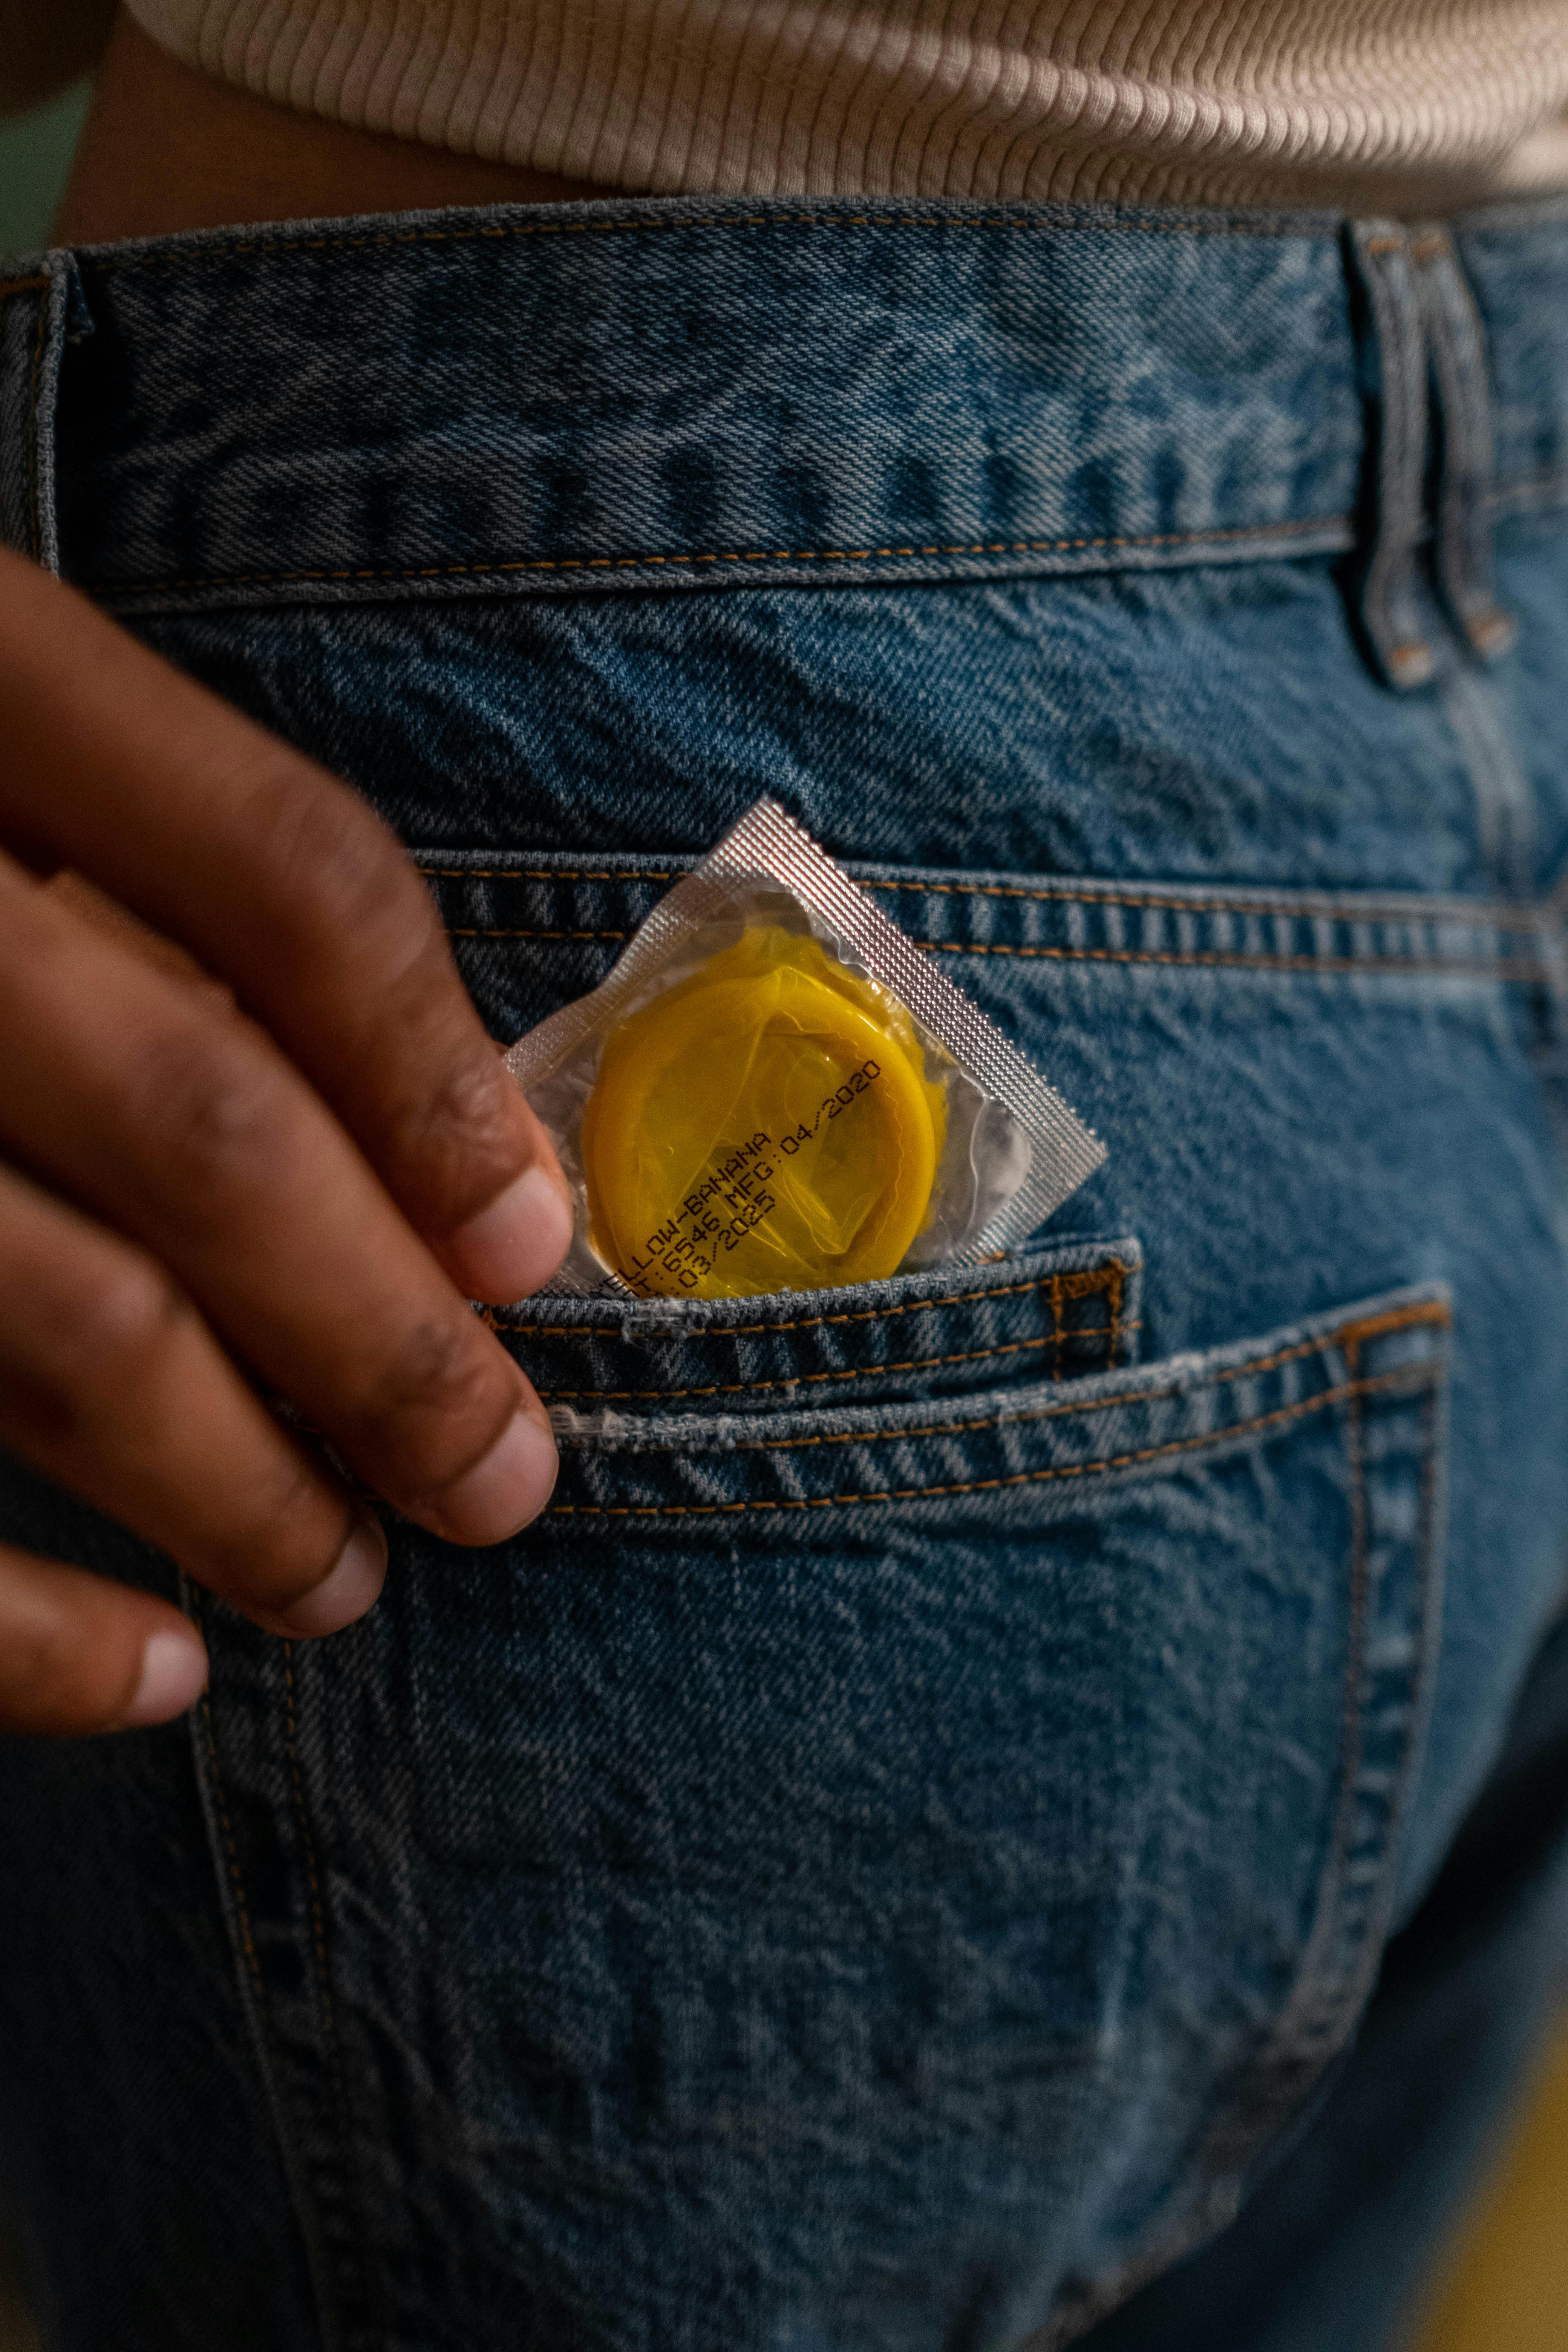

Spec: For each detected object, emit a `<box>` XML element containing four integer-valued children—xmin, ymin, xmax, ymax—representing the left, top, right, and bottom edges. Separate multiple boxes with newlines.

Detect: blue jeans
<box><xmin>1</xmin><ymin>193</ymin><xmax>1566</xmax><ymax>2352</ymax></box>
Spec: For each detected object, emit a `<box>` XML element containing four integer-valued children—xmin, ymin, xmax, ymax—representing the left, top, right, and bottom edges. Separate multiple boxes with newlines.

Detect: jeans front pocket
<box><xmin>199</xmin><ymin>1282</ymin><xmax>1451</xmax><ymax>2352</ymax></box>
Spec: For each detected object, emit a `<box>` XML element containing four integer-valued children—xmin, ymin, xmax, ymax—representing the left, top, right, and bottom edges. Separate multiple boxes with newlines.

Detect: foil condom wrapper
<box><xmin>502</xmin><ymin>798</ymin><xmax>1106</xmax><ymax>1302</ymax></box>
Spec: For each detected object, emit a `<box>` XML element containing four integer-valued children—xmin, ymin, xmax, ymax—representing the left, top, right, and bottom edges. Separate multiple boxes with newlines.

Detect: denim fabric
<box><xmin>487</xmin><ymin>1236</ymin><xmax>1143</xmax><ymax>1415</ymax></box>
<box><xmin>1</xmin><ymin>193</ymin><xmax>1567</xmax><ymax>2352</ymax></box>
<box><xmin>1082</xmin><ymin>1596</ymin><xmax>1568</xmax><ymax>2352</ymax></box>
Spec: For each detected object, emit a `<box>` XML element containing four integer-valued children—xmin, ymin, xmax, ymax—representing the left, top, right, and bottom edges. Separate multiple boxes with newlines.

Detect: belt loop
<box><xmin>0</xmin><ymin>254</ymin><xmax>70</xmax><ymax>574</ymax></box>
<box><xmin>1343</xmin><ymin>222</ymin><xmax>1436</xmax><ymax>692</ymax></box>
<box><xmin>1409</xmin><ymin>224</ymin><xmax>1518</xmax><ymax>664</ymax></box>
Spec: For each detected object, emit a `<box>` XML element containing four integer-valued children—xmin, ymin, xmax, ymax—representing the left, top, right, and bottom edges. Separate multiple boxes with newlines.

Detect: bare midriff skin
<box><xmin>57</xmin><ymin>9</ymin><xmax>600</xmax><ymax>247</ymax></box>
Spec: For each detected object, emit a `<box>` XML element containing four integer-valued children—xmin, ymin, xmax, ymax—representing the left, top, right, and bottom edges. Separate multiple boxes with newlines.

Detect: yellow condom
<box><xmin>581</xmin><ymin>925</ymin><xmax>945</xmax><ymax>1298</ymax></box>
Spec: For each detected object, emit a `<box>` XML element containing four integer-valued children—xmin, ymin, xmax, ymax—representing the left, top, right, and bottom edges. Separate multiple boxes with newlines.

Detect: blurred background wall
<box><xmin>0</xmin><ymin>81</ymin><xmax>90</xmax><ymax>262</ymax></box>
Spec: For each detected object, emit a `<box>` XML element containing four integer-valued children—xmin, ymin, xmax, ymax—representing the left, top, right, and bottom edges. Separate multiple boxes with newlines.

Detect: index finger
<box><xmin>0</xmin><ymin>549</ymin><xmax>570</xmax><ymax>1303</ymax></box>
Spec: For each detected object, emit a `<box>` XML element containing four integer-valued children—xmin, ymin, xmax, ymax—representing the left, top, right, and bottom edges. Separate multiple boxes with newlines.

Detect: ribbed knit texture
<box><xmin>124</xmin><ymin>1</ymin><xmax>1568</xmax><ymax>211</ymax></box>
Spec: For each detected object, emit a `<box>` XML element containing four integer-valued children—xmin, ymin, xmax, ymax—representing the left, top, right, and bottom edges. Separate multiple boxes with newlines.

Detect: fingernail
<box><xmin>450</xmin><ymin>1165</ymin><xmax>574</xmax><ymax>1302</ymax></box>
<box><xmin>435</xmin><ymin>1408</ymin><xmax>558</xmax><ymax>1544</ymax></box>
<box><xmin>277</xmin><ymin>1517</ymin><xmax>388</xmax><ymax>1638</ymax></box>
<box><xmin>119</xmin><ymin>1625</ymin><xmax>209</xmax><ymax>1728</ymax></box>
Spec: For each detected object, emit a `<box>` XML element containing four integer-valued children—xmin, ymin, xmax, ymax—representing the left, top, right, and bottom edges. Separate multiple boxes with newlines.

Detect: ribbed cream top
<box><xmin>123</xmin><ymin>2</ymin><xmax>1568</xmax><ymax>213</ymax></box>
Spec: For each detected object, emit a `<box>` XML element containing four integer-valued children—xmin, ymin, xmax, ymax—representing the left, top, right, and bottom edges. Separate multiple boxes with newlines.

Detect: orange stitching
<box><xmin>537</xmin><ymin>1315</ymin><xmax>1140</xmax><ymax>1403</ymax></box>
<box><xmin>1488</xmin><ymin>467</ymin><xmax>1568</xmax><ymax>513</ymax></box>
<box><xmin>450</xmin><ymin>920</ymin><xmax>1540</xmax><ymax>976</ymax></box>
<box><xmin>89</xmin><ymin>209</ymin><xmax>1331</xmax><ymax>284</ymax></box>
<box><xmin>1410</xmin><ymin>231</ymin><xmax>1451</xmax><ymax>262</ymax></box>
<box><xmin>103</xmin><ymin>512</ymin><xmax>1348</xmax><ymax>601</ymax></box>
<box><xmin>1363</xmin><ymin>236</ymin><xmax>1406</xmax><ymax>256</ymax></box>
<box><xmin>0</xmin><ymin>273</ymin><xmax>49</xmax><ymax>300</ymax></box>
<box><xmin>557</xmin><ymin>1302</ymin><xmax>1450</xmax><ymax>1456</ymax></box>
<box><xmin>714</xmin><ymin>1335</ymin><xmax>1397</xmax><ymax>1451</ymax></box>
<box><xmin>1338</xmin><ymin>1300</ymin><xmax>1450</xmax><ymax>1347</ymax></box>
<box><xmin>281</xmin><ymin>1647</ymin><xmax>346</xmax><ymax>2088</ymax></box>
<box><xmin>420</xmin><ymin>865</ymin><xmax>675</xmax><ymax>883</ymax></box>
<box><xmin>422</xmin><ymin>861</ymin><xmax>1548</xmax><ymax>937</ymax></box>
<box><xmin>495</xmin><ymin>1261</ymin><xmax>1132</xmax><ymax>1342</ymax></box>
<box><xmin>547</xmin><ymin>1361</ymin><xmax>1438</xmax><ymax>1515</ymax></box>
<box><xmin>868</xmin><ymin>877</ymin><xmax>1545</xmax><ymax>929</ymax></box>
<box><xmin>1320</xmin><ymin>1312</ymin><xmax>1372</xmax><ymax>1984</ymax></box>
<box><xmin>449</xmin><ymin>924</ymin><xmax>625</xmax><ymax>941</ymax></box>
<box><xmin>191</xmin><ymin>1591</ymin><xmax>311</xmax><ymax>2270</ymax></box>
<box><xmin>921</xmin><ymin>940</ymin><xmax>1545</xmax><ymax>976</ymax></box>
<box><xmin>281</xmin><ymin>1647</ymin><xmax>367</xmax><ymax>2316</ymax></box>
<box><xmin>198</xmin><ymin>1684</ymin><xmax>267</xmax><ymax>1998</ymax></box>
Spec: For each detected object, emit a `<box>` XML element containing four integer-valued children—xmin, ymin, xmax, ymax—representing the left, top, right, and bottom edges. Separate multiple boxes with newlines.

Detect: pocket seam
<box><xmin>1031</xmin><ymin>1308</ymin><xmax>1450</xmax><ymax>2352</ymax></box>
<box><xmin>555</xmin><ymin>1298</ymin><xmax>1447</xmax><ymax>1461</ymax></box>
<box><xmin>531</xmin><ymin>1318</ymin><xmax>1145</xmax><ymax>1403</ymax></box>
<box><xmin>548</xmin><ymin>1349</ymin><xmax>1442</xmax><ymax>1518</ymax></box>
<box><xmin>419</xmin><ymin>857</ymin><xmax>1545</xmax><ymax>934</ymax></box>
<box><xmin>493</xmin><ymin>1261</ymin><xmax>1131</xmax><ymax>1345</ymax></box>
<box><xmin>447</xmin><ymin>919</ymin><xmax>1542</xmax><ymax>979</ymax></box>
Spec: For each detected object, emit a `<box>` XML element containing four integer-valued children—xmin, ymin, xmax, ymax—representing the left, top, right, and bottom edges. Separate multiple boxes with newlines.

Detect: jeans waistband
<box><xmin>2</xmin><ymin>193</ymin><xmax>1567</xmax><ymax>688</ymax></box>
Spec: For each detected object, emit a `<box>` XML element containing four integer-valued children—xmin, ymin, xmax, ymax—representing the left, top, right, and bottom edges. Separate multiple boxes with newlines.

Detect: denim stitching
<box><xmin>451</xmin><ymin>922</ymin><xmax>1544</xmax><ymax>975</ymax></box>
<box><xmin>547</xmin><ymin>1361</ymin><xmax>1437</xmax><ymax>1514</ymax></box>
<box><xmin>0</xmin><ymin>274</ymin><xmax>48</xmax><ymax>300</ymax></box>
<box><xmin>923</xmin><ymin>940</ymin><xmax>1545</xmax><ymax>975</ymax></box>
<box><xmin>873</xmin><ymin>877</ymin><xmax>1548</xmax><ymax>924</ymax></box>
<box><xmin>1490</xmin><ymin>468</ymin><xmax>1568</xmax><ymax>516</ymax></box>
<box><xmin>534</xmin><ymin>1315</ymin><xmax>1138</xmax><ymax>1403</ymax></box>
<box><xmin>703</xmin><ymin>1335</ymin><xmax>1416</xmax><ymax>1451</ymax></box>
<box><xmin>1413</xmin><ymin>233</ymin><xmax>1517</xmax><ymax>660</ymax></box>
<box><xmin>555</xmin><ymin>1303</ymin><xmax>1449</xmax><ymax>1459</ymax></box>
<box><xmin>1439</xmin><ymin>664</ymin><xmax>1537</xmax><ymax>899</ymax></box>
<box><xmin>1018</xmin><ymin>1325</ymin><xmax>1433</xmax><ymax>2352</ymax></box>
<box><xmin>422</xmin><ymin>866</ymin><xmax>676</xmax><ymax>883</ymax></box>
<box><xmin>1346</xmin><ymin>224</ymin><xmax>1434</xmax><ymax>690</ymax></box>
<box><xmin>1106</xmin><ymin>1263</ymin><xmax>1124</xmax><ymax>1365</ymax></box>
<box><xmin>87</xmin><ymin>210</ymin><xmax>1333</xmax><ymax>283</ymax></box>
<box><xmin>198</xmin><ymin>1686</ymin><xmax>269</xmax><ymax>2012</ymax></box>
<box><xmin>1169</xmin><ymin>1315</ymin><xmax>1447</xmax><ymax>2260</ymax></box>
<box><xmin>450</xmin><ymin>925</ymin><xmax>625</xmax><ymax>941</ymax></box>
<box><xmin>187</xmin><ymin>1607</ymin><xmax>342</xmax><ymax>2352</ymax></box>
<box><xmin>424</xmin><ymin>863</ymin><xmax>1547</xmax><ymax>933</ymax></box>
<box><xmin>280</xmin><ymin>1646</ymin><xmax>367</xmax><ymax>2332</ymax></box>
<box><xmin>101</xmin><ymin>511</ymin><xmax>1348</xmax><ymax>601</ymax></box>
<box><xmin>495</xmin><ymin>1264</ymin><xmax>1133</xmax><ymax>1341</ymax></box>
<box><xmin>1301</xmin><ymin>1326</ymin><xmax>1373</xmax><ymax>2037</ymax></box>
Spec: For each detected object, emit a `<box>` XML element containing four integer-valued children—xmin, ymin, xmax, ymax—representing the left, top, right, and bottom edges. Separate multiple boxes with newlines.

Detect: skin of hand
<box><xmin>0</xmin><ymin>544</ymin><xmax>577</xmax><ymax>1737</ymax></box>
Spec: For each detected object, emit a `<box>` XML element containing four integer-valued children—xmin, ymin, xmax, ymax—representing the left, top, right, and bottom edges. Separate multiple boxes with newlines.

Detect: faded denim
<box><xmin>0</xmin><ymin>193</ymin><xmax>1567</xmax><ymax>2352</ymax></box>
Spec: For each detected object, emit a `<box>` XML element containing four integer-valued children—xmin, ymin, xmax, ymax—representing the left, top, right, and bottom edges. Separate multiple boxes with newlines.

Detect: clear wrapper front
<box><xmin>504</xmin><ymin>800</ymin><xmax>1106</xmax><ymax>1300</ymax></box>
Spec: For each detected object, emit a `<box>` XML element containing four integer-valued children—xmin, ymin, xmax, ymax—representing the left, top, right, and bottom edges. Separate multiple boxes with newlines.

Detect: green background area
<box><xmin>0</xmin><ymin>82</ymin><xmax>91</xmax><ymax>262</ymax></box>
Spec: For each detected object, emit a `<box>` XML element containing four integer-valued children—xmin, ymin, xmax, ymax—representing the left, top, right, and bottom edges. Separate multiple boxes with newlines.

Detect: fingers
<box><xmin>0</xmin><ymin>862</ymin><xmax>559</xmax><ymax>1547</ymax></box>
<box><xmin>0</xmin><ymin>548</ymin><xmax>570</xmax><ymax>1302</ymax></box>
<box><xmin>0</xmin><ymin>1159</ymin><xmax>386</xmax><ymax>1637</ymax></box>
<box><xmin>0</xmin><ymin>1547</ymin><xmax>207</xmax><ymax>1738</ymax></box>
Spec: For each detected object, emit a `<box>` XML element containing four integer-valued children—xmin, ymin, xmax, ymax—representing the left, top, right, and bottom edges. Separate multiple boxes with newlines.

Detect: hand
<box><xmin>0</xmin><ymin>547</ymin><xmax>573</xmax><ymax>1736</ymax></box>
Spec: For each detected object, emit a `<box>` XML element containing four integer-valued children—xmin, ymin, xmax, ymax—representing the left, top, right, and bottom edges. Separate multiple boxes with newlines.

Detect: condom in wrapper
<box><xmin>504</xmin><ymin>799</ymin><xmax>1105</xmax><ymax>1300</ymax></box>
